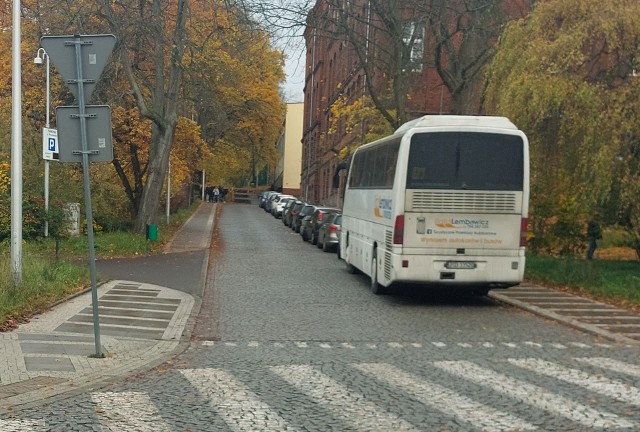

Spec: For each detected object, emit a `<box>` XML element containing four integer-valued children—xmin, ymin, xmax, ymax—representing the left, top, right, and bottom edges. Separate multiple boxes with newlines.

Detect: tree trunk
<box><xmin>133</xmin><ymin>123</ymin><xmax>175</xmax><ymax>232</ymax></box>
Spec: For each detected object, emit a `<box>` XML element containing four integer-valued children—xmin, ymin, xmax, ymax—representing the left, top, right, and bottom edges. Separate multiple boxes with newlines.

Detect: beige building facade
<box><xmin>275</xmin><ymin>103</ymin><xmax>304</xmax><ymax>196</ymax></box>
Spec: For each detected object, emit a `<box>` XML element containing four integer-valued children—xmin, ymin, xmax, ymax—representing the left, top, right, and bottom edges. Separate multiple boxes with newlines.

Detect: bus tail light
<box><xmin>520</xmin><ymin>217</ymin><xmax>528</xmax><ymax>247</ymax></box>
<box><xmin>393</xmin><ymin>215</ymin><xmax>404</xmax><ymax>245</ymax></box>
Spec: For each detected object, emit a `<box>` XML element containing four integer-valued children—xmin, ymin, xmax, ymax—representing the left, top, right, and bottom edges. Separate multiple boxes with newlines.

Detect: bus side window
<box><xmin>370</xmin><ymin>146</ymin><xmax>385</xmax><ymax>187</ymax></box>
<box><xmin>384</xmin><ymin>143</ymin><xmax>399</xmax><ymax>188</ymax></box>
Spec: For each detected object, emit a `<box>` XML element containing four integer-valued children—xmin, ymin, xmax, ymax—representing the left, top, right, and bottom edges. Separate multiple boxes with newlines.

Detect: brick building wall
<box><xmin>301</xmin><ymin>0</ymin><xmax>531</xmax><ymax>207</ymax></box>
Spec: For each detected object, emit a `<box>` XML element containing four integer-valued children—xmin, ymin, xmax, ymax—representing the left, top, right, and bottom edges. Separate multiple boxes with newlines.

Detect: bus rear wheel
<box><xmin>370</xmin><ymin>253</ymin><xmax>385</xmax><ymax>295</ymax></box>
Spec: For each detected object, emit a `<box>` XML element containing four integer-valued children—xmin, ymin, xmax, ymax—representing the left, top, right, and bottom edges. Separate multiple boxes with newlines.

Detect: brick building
<box><xmin>301</xmin><ymin>0</ymin><xmax>531</xmax><ymax>208</ymax></box>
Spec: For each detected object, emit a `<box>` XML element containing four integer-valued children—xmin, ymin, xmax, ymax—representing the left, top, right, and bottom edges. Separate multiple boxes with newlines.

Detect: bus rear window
<box><xmin>407</xmin><ymin>132</ymin><xmax>524</xmax><ymax>191</ymax></box>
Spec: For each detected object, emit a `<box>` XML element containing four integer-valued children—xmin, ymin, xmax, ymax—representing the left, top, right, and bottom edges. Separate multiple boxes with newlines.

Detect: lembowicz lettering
<box><xmin>435</xmin><ymin>218</ymin><xmax>490</xmax><ymax>229</ymax></box>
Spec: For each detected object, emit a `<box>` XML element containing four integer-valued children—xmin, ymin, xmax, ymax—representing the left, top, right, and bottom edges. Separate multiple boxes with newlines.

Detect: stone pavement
<box><xmin>0</xmin><ymin>202</ymin><xmax>216</xmax><ymax>409</ymax></box>
<box><xmin>1</xmin><ymin>199</ymin><xmax>638</xmax><ymax>410</ymax></box>
<box><xmin>490</xmin><ymin>283</ymin><xmax>640</xmax><ymax>345</ymax></box>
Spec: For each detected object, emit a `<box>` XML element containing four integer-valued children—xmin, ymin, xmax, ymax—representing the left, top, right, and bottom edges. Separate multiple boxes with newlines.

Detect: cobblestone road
<box><xmin>2</xmin><ymin>204</ymin><xmax>638</xmax><ymax>431</ymax></box>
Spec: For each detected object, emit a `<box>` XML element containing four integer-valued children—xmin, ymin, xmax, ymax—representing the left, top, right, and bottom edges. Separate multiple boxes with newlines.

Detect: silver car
<box><xmin>272</xmin><ymin>196</ymin><xmax>296</xmax><ymax>218</ymax></box>
<box><xmin>317</xmin><ymin>213</ymin><xmax>341</xmax><ymax>252</ymax></box>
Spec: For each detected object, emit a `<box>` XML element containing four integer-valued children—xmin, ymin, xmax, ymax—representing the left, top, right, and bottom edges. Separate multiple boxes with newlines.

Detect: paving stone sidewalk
<box><xmin>0</xmin><ymin>202</ymin><xmax>216</xmax><ymax>409</ymax></box>
<box><xmin>490</xmin><ymin>284</ymin><xmax>640</xmax><ymax>345</ymax></box>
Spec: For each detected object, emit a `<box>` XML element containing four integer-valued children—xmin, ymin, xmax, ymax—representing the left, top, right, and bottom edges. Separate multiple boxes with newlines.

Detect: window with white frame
<box><xmin>402</xmin><ymin>22</ymin><xmax>424</xmax><ymax>72</ymax></box>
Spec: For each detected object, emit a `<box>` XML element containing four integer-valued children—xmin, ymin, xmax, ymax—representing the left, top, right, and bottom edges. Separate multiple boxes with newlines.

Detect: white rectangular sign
<box><xmin>42</xmin><ymin>127</ymin><xmax>59</xmax><ymax>161</ymax></box>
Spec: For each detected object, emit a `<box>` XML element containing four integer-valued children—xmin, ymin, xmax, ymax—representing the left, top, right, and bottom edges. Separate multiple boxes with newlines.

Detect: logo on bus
<box><xmin>435</xmin><ymin>218</ymin><xmax>490</xmax><ymax>229</ymax></box>
<box><xmin>373</xmin><ymin>197</ymin><xmax>392</xmax><ymax>219</ymax></box>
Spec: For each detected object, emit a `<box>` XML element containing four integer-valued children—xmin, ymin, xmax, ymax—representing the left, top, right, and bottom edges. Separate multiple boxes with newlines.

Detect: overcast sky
<box><xmin>283</xmin><ymin>47</ymin><xmax>305</xmax><ymax>102</ymax></box>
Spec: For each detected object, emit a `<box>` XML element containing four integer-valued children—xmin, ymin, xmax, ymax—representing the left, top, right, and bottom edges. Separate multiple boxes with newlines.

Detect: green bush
<box><xmin>0</xmin><ymin>196</ymin><xmax>70</xmax><ymax>242</ymax></box>
<box><xmin>94</xmin><ymin>214</ymin><xmax>133</xmax><ymax>233</ymax></box>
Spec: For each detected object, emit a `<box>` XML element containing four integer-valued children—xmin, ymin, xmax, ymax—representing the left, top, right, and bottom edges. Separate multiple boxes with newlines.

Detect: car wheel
<box><xmin>370</xmin><ymin>252</ymin><xmax>385</xmax><ymax>295</ymax></box>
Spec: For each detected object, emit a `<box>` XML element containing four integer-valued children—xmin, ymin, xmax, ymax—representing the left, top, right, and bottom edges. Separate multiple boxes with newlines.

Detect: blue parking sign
<box><xmin>48</xmin><ymin>137</ymin><xmax>57</xmax><ymax>152</ymax></box>
<box><xmin>43</xmin><ymin>128</ymin><xmax>59</xmax><ymax>160</ymax></box>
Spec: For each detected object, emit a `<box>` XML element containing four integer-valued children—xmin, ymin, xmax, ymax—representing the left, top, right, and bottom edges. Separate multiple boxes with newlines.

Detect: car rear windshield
<box><xmin>407</xmin><ymin>132</ymin><xmax>524</xmax><ymax>191</ymax></box>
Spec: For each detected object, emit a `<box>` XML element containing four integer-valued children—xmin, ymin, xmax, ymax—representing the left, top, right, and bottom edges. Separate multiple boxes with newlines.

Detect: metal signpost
<box><xmin>40</xmin><ymin>34</ymin><xmax>116</xmax><ymax>358</ymax></box>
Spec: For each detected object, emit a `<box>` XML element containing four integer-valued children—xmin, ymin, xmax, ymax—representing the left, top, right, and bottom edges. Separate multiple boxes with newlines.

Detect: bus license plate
<box><xmin>445</xmin><ymin>261</ymin><xmax>476</xmax><ymax>270</ymax></box>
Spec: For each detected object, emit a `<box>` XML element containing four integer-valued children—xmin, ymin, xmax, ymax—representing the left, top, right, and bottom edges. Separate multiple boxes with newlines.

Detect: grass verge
<box><xmin>525</xmin><ymin>254</ymin><xmax>640</xmax><ymax>310</ymax></box>
<box><xmin>0</xmin><ymin>254</ymin><xmax>89</xmax><ymax>331</ymax></box>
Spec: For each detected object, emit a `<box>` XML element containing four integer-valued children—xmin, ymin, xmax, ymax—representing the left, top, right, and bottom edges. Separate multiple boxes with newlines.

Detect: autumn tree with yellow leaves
<box><xmin>1</xmin><ymin>0</ymin><xmax>285</xmax><ymax>234</ymax></box>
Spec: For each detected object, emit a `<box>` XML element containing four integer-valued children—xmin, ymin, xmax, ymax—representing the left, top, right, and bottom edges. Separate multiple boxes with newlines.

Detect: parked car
<box><xmin>317</xmin><ymin>213</ymin><xmax>342</xmax><ymax>252</ymax></box>
<box><xmin>299</xmin><ymin>214</ymin><xmax>314</xmax><ymax>241</ymax></box>
<box><xmin>292</xmin><ymin>204</ymin><xmax>316</xmax><ymax>233</ymax></box>
<box><xmin>282</xmin><ymin>200</ymin><xmax>303</xmax><ymax>226</ymax></box>
<box><xmin>264</xmin><ymin>192</ymin><xmax>281</xmax><ymax>213</ymax></box>
<box><xmin>302</xmin><ymin>207</ymin><xmax>340</xmax><ymax>244</ymax></box>
<box><xmin>272</xmin><ymin>196</ymin><xmax>296</xmax><ymax>218</ymax></box>
<box><xmin>258</xmin><ymin>191</ymin><xmax>274</xmax><ymax>208</ymax></box>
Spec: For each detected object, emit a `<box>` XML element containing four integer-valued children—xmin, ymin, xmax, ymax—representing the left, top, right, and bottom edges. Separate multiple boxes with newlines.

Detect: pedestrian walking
<box><xmin>586</xmin><ymin>215</ymin><xmax>602</xmax><ymax>260</ymax></box>
<box><xmin>205</xmin><ymin>185</ymin><xmax>213</xmax><ymax>202</ymax></box>
<box><xmin>213</xmin><ymin>186</ymin><xmax>220</xmax><ymax>203</ymax></box>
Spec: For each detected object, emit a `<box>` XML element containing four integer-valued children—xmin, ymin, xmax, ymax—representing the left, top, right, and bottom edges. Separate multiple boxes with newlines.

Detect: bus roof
<box><xmin>394</xmin><ymin>115</ymin><xmax>519</xmax><ymax>135</ymax></box>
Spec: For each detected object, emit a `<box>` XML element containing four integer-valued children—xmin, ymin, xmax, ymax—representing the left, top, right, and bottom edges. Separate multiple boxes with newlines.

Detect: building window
<box><xmin>403</xmin><ymin>22</ymin><xmax>424</xmax><ymax>72</ymax></box>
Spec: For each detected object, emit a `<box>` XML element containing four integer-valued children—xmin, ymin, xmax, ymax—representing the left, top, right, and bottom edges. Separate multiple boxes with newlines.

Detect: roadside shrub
<box><xmin>0</xmin><ymin>196</ymin><xmax>70</xmax><ymax>242</ymax></box>
<box><xmin>94</xmin><ymin>215</ymin><xmax>133</xmax><ymax>232</ymax></box>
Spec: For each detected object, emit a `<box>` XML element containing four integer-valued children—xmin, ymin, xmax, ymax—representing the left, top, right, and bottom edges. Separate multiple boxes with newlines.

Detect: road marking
<box><xmin>570</xmin><ymin>342</ymin><xmax>591</xmax><ymax>348</ymax></box>
<box><xmin>270</xmin><ymin>364</ymin><xmax>419</xmax><ymax>432</ymax></box>
<box><xmin>192</xmin><ymin>341</ymin><xmax>601</xmax><ymax>350</ymax></box>
<box><xmin>91</xmin><ymin>391</ymin><xmax>171</xmax><ymax>431</ymax></box>
<box><xmin>0</xmin><ymin>420</ymin><xmax>45</xmax><ymax>431</ymax></box>
<box><xmin>180</xmin><ymin>368</ymin><xmax>297</xmax><ymax>432</ymax></box>
<box><xmin>576</xmin><ymin>357</ymin><xmax>640</xmax><ymax>378</ymax></box>
<box><xmin>433</xmin><ymin>360</ymin><xmax>636</xmax><ymax>429</ymax></box>
<box><xmin>508</xmin><ymin>358</ymin><xmax>640</xmax><ymax>405</ymax></box>
<box><xmin>353</xmin><ymin>363</ymin><xmax>535</xmax><ymax>432</ymax></box>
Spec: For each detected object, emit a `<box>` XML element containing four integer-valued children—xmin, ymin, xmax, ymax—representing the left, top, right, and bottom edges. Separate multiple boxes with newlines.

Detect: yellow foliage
<box><xmin>328</xmin><ymin>95</ymin><xmax>394</xmax><ymax>158</ymax></box>
<box><xmin>485</xmin><ymin>0</ymin><xmax>640</xmax><ymax>255</ymax></box>
<box><xmin>0</xmin><ymin>161</ymin><xmax>9</xmax><ymax>196</ymax></box>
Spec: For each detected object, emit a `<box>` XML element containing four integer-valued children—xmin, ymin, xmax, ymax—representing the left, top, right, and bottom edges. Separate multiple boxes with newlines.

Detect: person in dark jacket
<box><xmin>586</xmin><ymin>215</ymin><xmax>602</xmax><ymax>260</ymax></box>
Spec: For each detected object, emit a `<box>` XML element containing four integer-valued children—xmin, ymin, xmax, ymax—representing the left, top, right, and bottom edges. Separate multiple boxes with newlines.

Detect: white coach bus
<box><xmin>340</xmin><ymin>115</ymin><xmax>530</xmax><ymax>295</ymax></box>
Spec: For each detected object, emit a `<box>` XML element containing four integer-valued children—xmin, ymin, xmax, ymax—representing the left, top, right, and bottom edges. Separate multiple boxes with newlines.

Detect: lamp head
<box><xmin>34</xmin><ymin>47</ymin><xmax>47</xmax><ymax>65</ymax></box>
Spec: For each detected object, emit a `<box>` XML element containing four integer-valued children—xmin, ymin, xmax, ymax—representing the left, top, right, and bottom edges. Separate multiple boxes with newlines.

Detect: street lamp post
<box><xmin>11</xmin><ymin>0</ymin><xmax>23</xmax><ymax>284</ymax></box>
<box><xmin>34</xmin><ymin>48</ymin><xmax>51</xmax><ymax>237</ymax></box>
